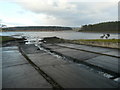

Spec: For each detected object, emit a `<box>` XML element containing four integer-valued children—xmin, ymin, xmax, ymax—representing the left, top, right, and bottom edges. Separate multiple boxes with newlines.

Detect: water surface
<box><xmin>0</xmin><ymin>31</ymin><xmax>119</xmax><ymax>40</ymax></box>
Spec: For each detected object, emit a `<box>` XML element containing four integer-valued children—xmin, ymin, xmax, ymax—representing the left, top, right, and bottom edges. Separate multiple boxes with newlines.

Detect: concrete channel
<box><xmin>19</xmin><ymin>43</ymin><xmax>119</xmax><ymax>88</ymax></box>
<box><xmin>41</xmin><ymin>43</ymin><xmax>119</xmax><ymax>77</ymax></box>
<box><xmin>2</xmin><ymin>39</ymin><xmax>119</xmax><ymax>88</ymax></box>
<box><xmin>57</xmin><ymin>43</ymin><xmax>120</xmax><ymax>58</ymax></box>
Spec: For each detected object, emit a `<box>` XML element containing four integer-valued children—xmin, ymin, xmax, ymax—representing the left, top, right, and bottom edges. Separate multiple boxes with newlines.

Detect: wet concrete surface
<box><xmin>103</xmin><ymin>50</ymin><xmax>119</xmax><ymax>57</ymax></box>
<box><xmin>40</xmin><ymin>64</ymin><xmax>118</xmax><ymax>88</ymax></box>
<box><xmin>52</xmin><ymin>48</ymin><xmax>99</xmax><ymax>61</ymax></box>
<box><xmin>20</xmin><ymin>44</ymin><xmax>119</xmax><ymax>88</ymax></box>
<box><xmin>42</xmin><ymin>43</ymin><xmax>119</xmax><ymax>76</ymax></box>
<box><xmin>2</xmin><ymin>46</ymin><xmax>52</xmax><ymax>88</ymax></box>
<box><xmin>85</xmin><ymin>55</ymin><xmax>119</xmax><ymax>74</ymax></box>
<box><xmin>27</xmin><ymin>53</ymin><xmax>71</xmax><ymax>67</ymax></box>
<box><xmin>57</xmin><ymin>43</ymin><xmax>120</xmax><ymax>57</ymax></box>
<box><xmin>43</xmin><ymin>44</ymin><xmax>100</xmax><ymax>61</ymax></box>
<box><xmin>2</xmin><ymin>39</ymin><xmax>119</xmax><ymax>88</ymax></box>
<box><xmin>2</xmin><ymin>46</ymin><xmax>18</xmax><ymax>51</ymax></box>
<box><xmin>2</xmin><ymin>50</ymin><xmax>28</xmax><ymax>68</ymax></box>
<box><xmin>3</xmin><ymin>64</ymin><xmax>52</xmax><ymax>88</ymax></box>
<box><xmin>20</xmin><ymin>44</ymin><xmax>46</xmax><ymax>54</ymax></box>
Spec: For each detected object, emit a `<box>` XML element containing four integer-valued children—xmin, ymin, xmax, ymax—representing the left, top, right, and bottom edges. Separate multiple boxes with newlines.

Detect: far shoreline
<box><xmin>1</xmin><ymin>30</ymin><xmax>73</xmax><ymax>32</ymax></box>
<box><xmin>1</xmin><ymin>30</ymin><xmax>119</xmax><ymax>34</ymax></box>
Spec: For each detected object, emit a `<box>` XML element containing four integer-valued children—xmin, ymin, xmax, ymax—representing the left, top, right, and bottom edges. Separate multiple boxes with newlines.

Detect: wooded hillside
<box><xmin>2</xmin><ymin>26</ymin><xmax>72</xmax><ymax>31</ymax></box>
<box><xmin>79</xmin><ymin>21</ymin><xmax>119</xmax><ymax>33</ymax></box>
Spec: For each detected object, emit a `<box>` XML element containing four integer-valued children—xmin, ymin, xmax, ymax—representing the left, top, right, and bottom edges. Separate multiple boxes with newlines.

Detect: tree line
<box><xmin>2</xmin><ymin>26</ymin><xmax>72</xmax><ymax>31</ymax></box>
<box><xmin>79</xmin><ymin>21</ymin><xmax>119</xmax><ymax>33</ymax></box>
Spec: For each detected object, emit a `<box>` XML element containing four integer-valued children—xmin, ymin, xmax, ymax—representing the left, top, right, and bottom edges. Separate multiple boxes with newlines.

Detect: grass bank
<box><xmin>79</xmin><ymin>30</ymin><xmax>119</xmax><ymax>33</ymax></box>
<box><xmin>43</xmin><ymin>37</ymin><xmax>120</xmax><ymax>49</ymax></box>
<box><xmin>71</xmin><ymin>39</ymin><xmax>120</xmax><ymax>43</ymax></box>
<box><xmin>0</xmin><ymin>36</ymin><xmax>16</xmax><ymax>43</ymax></box>
<box><xmin>69</xmin><ymin>39</ymin><xmax>120</xmax><ymax>49</ymax></box>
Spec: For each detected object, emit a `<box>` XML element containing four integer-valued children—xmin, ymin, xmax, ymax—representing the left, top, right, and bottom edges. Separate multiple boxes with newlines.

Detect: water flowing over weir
<box><xmin>23</xmin><ymin>37</ymin><xmax>119</xmax><ymax>83</ymax></box>
<box><xmin>37</xmin><ymin>44</ymin><xmax>114</xmax><ymax>79</ymax></box>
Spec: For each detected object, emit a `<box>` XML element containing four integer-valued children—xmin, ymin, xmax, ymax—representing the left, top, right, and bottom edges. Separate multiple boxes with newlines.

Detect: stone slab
<box><xmin>20</xmin><ymin>44</ymin><xmax>46</xmax><ymax>54</ymax></box>
<box><xmin>85</xmin><ymin>55</ymin><xmax>119</xmax><ymax>74</ymax></box>
<box><xmin>2</xmin><ymin>50</ymin><xmax>29</xmax><ymax>68</ymax></box>
<box><xmin>3</xmin><ymin>64</ymin><xmax>52</xmax><ymax>88</ymax></box>
<box><xmin>40</xmin><ymin>64</ymin><xmax>118</xmax><ymax>88</ymax></box>
<box><xmin>2</xmin><ymin>46</ymin><xmax>52</xmax><ymax>88</ymax></box>
<box><xmin>51</xmin><ymin>47</ymin><xmax>99</xmax><ymax>61</ymax></box>
<box><xmin>27</xmin><ymin>53</ymin><xmax>71</xmax><ymax>67</ymax></box>
<box><xmin>57</xmin><ymin>43</ymin><xmax>120</xmax><ymax>57</ymax></box>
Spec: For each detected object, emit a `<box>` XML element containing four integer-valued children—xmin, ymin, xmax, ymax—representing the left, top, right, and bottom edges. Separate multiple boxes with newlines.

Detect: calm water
<box><xmin>0</xmin><ymin>31</ymin><xmax>119</xmax><ymax>40</ymax></box>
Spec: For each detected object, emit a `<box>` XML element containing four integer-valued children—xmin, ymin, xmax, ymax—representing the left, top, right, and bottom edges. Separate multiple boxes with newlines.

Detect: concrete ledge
<box><xmin>73</xmin><ymin>41</ymin><xmax>119</xmax><ymax>49</ymax></box>
<box><xmin>42</xmin><ymin>37</ymin><xmax>119</xmax><ymax>49</ymax></box>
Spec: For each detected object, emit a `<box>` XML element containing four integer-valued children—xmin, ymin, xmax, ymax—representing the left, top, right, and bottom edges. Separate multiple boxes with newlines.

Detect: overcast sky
<box><xmin>0</xmin><ymin>0</ymin><xmax>119</xmax><ymax>27</ymax></box>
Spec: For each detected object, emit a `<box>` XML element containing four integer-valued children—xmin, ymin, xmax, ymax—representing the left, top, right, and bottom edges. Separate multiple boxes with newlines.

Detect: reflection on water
<box><xmin>0</xmin><ymin>31</ymin><xmax>119</xmax><ymax>40</ymax></box>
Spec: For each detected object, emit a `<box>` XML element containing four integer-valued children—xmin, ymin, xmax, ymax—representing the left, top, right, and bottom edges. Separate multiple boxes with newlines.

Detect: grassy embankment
<box><xmin>79</xmin><ymin>30</ymin><xmax>119</xmax><ymax>33</ymax></box>
<box><xmin>67</xmin><ymin>39</ymin><xmax>120</xmax><ymax>49</ymax></box>
<box><xmin>43</xmin><ymin>37</ymin><xmax>120</xmax><ymax>49</ymax></box>
<box><xmin>44</xmin><ymin>37</ymin><xmax>120</xmax><ymax>43</ymax></box>
<box><xmin>71</xmin><ymin>39</ymin><xmax>120</xmax><ymax>43</ymax></box>
<box><xmin>0</xmin><ymin>36</ymin><xmax>16</xmax><ymax>43</ymax></box>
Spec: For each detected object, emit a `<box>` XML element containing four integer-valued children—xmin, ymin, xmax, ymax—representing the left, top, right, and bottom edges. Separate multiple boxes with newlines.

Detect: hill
<box><xmin>2</xmin><ymin>26</ymin><xmax>72</xmax><ymax>31</ymax></box>
<box><xmin>79</xmin><ymin>21</ymin><xmax>119</xmax><ymax>33</ymax></box>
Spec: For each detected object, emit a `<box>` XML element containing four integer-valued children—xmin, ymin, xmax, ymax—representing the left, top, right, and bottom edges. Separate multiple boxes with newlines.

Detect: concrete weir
<box><xmin>19</xmin><ymin>43</ymin><xmax>119</xmax><ymax>88</ymax></box>
<box><xmin>41</xmin><ymin>43</ymin><xmax>119</xmax><ymax>76</ymax></box>
<box><xmin>2</xmin><ymin>46</ymin><xmax>52</xmax><ymax>88</ymax></box>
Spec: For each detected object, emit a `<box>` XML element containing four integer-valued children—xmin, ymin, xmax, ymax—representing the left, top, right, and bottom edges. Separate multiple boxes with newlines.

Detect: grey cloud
<box><xmin>14</xmin><ymin>1</ymin><xmax>117</xmax><ymax>26</ymax></box>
